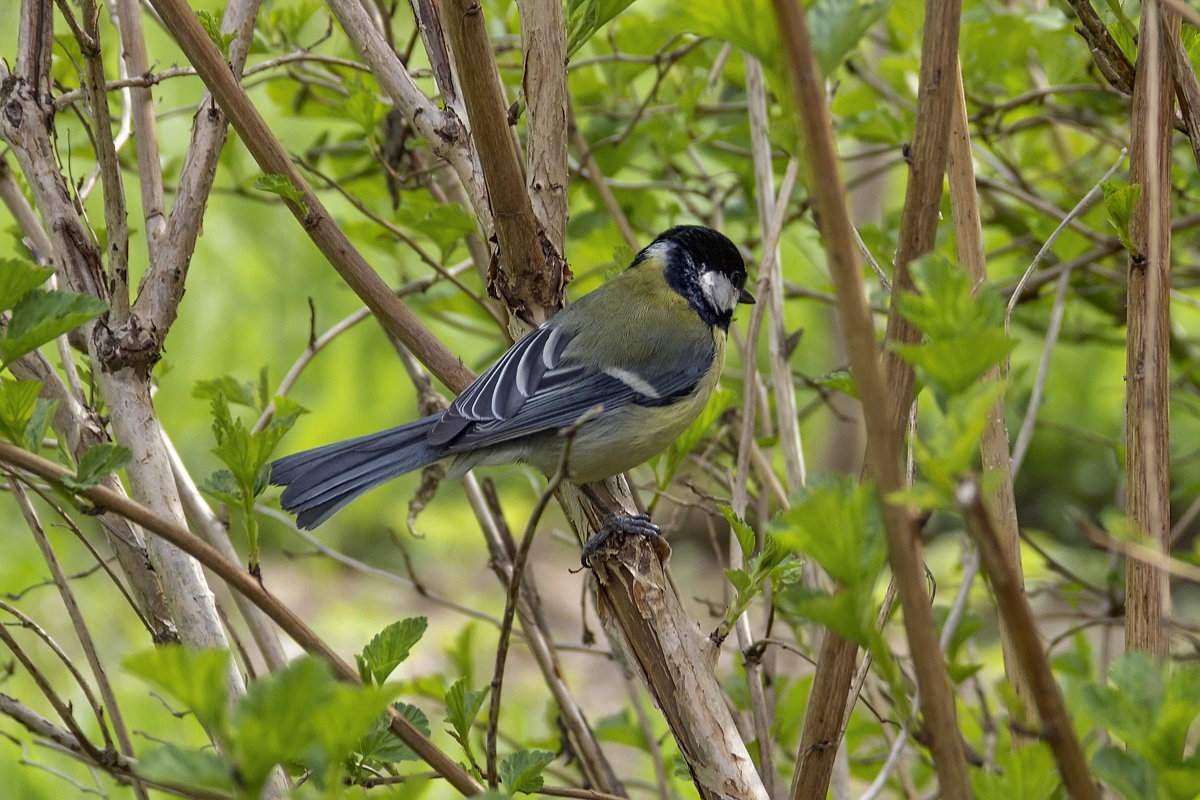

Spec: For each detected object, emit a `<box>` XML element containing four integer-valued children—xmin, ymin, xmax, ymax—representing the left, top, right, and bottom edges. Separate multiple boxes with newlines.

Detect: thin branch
<box><xmin>486</xmin><ymin>412</ymin><xmax>589</xmax><ymax>787</ymax></box>
<box><xmin>957</xmin><ymin>477</ymin><xmax>1101</xmax><ymax>800</ymax></box>
<box><xmin>0</xmin><ymin>441</ymin><xmax>483</xmax><ymax>795</ymax></box>
<box><xmin>144</xmin><ymin>0</ymin><xmax>475</xmax><ymax>392</ymax></box>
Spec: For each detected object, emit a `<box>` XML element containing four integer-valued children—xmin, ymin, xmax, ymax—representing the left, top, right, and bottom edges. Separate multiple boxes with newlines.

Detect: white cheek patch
<box><xmin>700</xmin><ymin>270</ymin><xmax>740</xmax><ymax>313</ymax></box>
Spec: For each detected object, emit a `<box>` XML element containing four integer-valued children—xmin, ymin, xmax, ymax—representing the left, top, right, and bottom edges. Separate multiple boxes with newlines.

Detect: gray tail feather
<box><xmin>270</xmin><ymin>414</ymin><xmax>442</xmax><ymax>529</ymax></box>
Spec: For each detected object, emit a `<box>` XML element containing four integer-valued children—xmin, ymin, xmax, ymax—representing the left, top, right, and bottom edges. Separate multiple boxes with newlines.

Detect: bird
<box><xmin>270</xmin><ymin>225</ymin><xmax>754</xmax><ymax>554</ymax></box>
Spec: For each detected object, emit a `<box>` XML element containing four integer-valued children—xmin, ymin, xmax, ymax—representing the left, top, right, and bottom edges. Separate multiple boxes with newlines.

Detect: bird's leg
<box><xmin>578</xmin><ymin>483</ymin><xmax>662</xmax><ymax>567</ymax></box>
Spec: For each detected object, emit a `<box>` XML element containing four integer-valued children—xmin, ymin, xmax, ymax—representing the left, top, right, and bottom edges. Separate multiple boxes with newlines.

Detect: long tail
<box><xmin>270</xmin><ymin>414</ymin><xmax>442</xmax><ymax>529</ymax></box>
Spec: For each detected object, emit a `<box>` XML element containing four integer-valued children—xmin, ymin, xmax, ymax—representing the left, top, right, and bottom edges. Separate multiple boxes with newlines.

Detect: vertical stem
<box><xmin>770</xmin><ymin>1</ymin><xmax>972</xmax><ymax>797</ymax></box>
<box><xmin>1125</xmin><ymin>0</ymin><xmax>1175</xmax><ymax>655</ymax></box>
<box><xmin>944</xmin><ymin>60</ymin><xmax>1035</xmax><ymax>731</ymax></box>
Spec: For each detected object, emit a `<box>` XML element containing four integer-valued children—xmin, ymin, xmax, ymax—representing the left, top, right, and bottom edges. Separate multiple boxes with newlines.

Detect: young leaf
<box><xmin>134</xmin><ymin>744</ymin><xmax>235</xmax><ymax>794</ymax></box>
<box><xmin>499</xmin><ymin>749</ymin><xmax>556</xmax><ymax>794</ymax></box>
<box><xmin>357</xmin><ymin>703</ymin><xmax>430</xmax><ymax>764</ymax></box>
<box><xmin>357</xmin><ymin>617</ymin><xmax>429</xmax><ymax>686</ymax></box>
<box><xmin>808</xmin><ymin>0</ymin><xmax>891</xmax><ymax>76</ymax></box>
<box><xmin>124</xmin><ymin>646</ymin><xmax>232</xmax><ymax>735</ymax></box>
<box><xmin>253</xmin><ymin>174</ymin><xmax>307</xmax><ymax>211</ymax></box>
<box><xmin>193</xmin><ymin>374</ymin><xmax>258</xmax><ymax>409</ymax></box>
<box><xmin>0</xmin><ymin>379</ymin><xmax>43</xmax><ymax>447</ymax></box>
<box><xmin>195</xmin><ymin>10</ymin><xmax>235</xmax><ymax>56</ymax></box>
<box><xmin>231</xmin><ymin>657</ymin><xmax>336</xmax><ymax>793</ymax></box>
<box><xmin>0</xmin><ymin>258</ymin><xmax>52</xmax><ymax>311</ymax></box>
<box><xmin>0</xmin><ymin>289</ymin><xmax>107</xmax><ymax>366</ymax></box>
<box><xmin>1102</xmin><ymin>180</ymin><xmax>1142</xmax><ymax>254</ymax></box>
<box><xmin>63</xmin><ymin>443</ymin><xmax>131</xmax><ymax>491</ymax></box>
<box><xmin>565</xmin><ymin>0</ymin><xmax>638</xmax><ymax>57</ymax></box>
<box><xmin>443</xmin><ymin>678</ymin><xmax>489</xmax><ymax>763</ymax></box>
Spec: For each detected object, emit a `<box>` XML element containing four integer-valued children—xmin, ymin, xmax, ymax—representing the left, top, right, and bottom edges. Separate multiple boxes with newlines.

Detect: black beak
<box><xmin>738</xmin><ymin>287</ymin><xmax>755</xmax><ymax>304</ymax></box>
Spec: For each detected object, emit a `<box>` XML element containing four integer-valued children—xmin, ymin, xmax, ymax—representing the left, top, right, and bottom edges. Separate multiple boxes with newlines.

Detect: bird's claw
<box><xmin>580</xmin><ymin>513</ymin><xmax>662</xmax><ymax>567</ymax></box>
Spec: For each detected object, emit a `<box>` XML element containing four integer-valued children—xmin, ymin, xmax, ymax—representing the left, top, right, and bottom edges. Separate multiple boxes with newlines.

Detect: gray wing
<box><xmin>428</xmin><ymin>322</ymin><xmax>712</xmax><ymax>452</ymax></box>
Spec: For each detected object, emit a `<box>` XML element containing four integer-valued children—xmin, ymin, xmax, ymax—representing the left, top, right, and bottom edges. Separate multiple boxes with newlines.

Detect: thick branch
<box><xmin>443</xmin><ymin>0</ymin><xmax>568</xmax><ymax>326</ymax></box>
<box><xmin>518</xmin><ymin>0</ymin><xmax>570</xmax><ymax>253</ymax></box>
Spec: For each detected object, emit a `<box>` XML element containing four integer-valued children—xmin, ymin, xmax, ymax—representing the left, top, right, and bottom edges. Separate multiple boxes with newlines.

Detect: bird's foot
<box><xmin>581</xmin><ymin>513</ymin><xmax>662</xmax><ymax>568</ymax></box>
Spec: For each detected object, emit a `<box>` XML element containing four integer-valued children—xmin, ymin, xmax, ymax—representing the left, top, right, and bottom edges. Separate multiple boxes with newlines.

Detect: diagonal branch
<box><xmin>0</xmin><ymin>441</ymin><xmax>484</xmax><ymax>796</ymax></box>
<box><xmin>143</xmin><ymin>0</ymin><xmax>474</xmax><ymax>392</ymax></box>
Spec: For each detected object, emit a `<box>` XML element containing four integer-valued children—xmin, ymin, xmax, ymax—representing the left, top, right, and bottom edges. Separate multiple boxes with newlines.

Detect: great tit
<box><xmin>270</xmin><ymin>225</ymin><xmax>754</xmax><ymax>541</ymax></box>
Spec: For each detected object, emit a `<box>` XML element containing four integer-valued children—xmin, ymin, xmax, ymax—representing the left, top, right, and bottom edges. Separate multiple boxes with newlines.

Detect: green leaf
<box><xmin>891</xmin><ymin>332</ymin><xmax>1015</xmax><ymax>396</ymax></box>
<box><xmin>394</xmin><ymin>195</ymin><xmax>478</xmax><ymax>259</ymax></box>
<box><xmin>499</xmin><ymin>749</ymin><xmax>556</xmax><ymax>794</ymax></box>
<box><xmin>134</xmin><ymin>744</ymin><xmax>235</xmax><ymax>794</ymax></box>
<box><xmin>1102</xmin><ymin>180</ymin><xmax>1141</xmax><ymax>254</ymax></box>
<box><xmin>443</xmin><ymin>679</ymin><xmax>489</xmax><ymax>763</ymax></box>
<box><xmin>808</xmin><ymin>0</ymin><xmax>891</xmax><ymax>76</ymax></box>
<box><xmin>196</xmin><ymin>10</ymin><xmax>235</xmax><ymax>57</ymax></box>
<box><xmin>200</xmin><ymin>468</ymin><xmax>243</xmax><ymax>507</ymax></box>
<box><xmin>0</xmin><ymin>258</ymin><xmax>52</xmax><ymax>311</ymax></box>
<box><xmin>0</xmin><ymin>379</ymin><xmax>43</xmax><ymax>447</ymax></box>
<box><xmin>772</xmin><ymin>475</ymin><xmax>886</xmax><ymax>586</ymax></box>
<box><xmin>0</xmin><ymin>289</ymin><xmax>107</xmax><ymax>366</ymax></box>
<box><xmin>193</xmin><ymin>374</ymin><xmax>257</xmax><ymax>409</ymax></box>
<box><xmin>24</xmin><ymin>396</ymin><xmax>56</xmax><ymax>452</ymax></box>
<box><xmin>357</xmin><ymin>703</ymin><xmax>430</xmax><ymax>764</ymax></box>
<box><xmin>343</xmin><ymin>77</ymin><xmax>387</xmax><ymax>133</ymax></box>
<box><xmin>812</xmin><ymin>369</ymin><xmax>857</xmax><ymax>399</ymax></box>
<box><xmin>231</xmin><ymin>657</ymin><xmax>335</xmax><ymax>793</ymax></box>
<box><xmin>446</xmin><ymin>622</ymin><xmax>477</xmax><ymax>688</ymax></box>
<box><xmin>62</xmin><ymin>443</ymin><xmax>131</xmax><ymax>491</ymax></box>
<box><xmin>124</xmin><ymin>647</ymin><xmax>232</xmax><ymax>735</ymax></box>
<box><xmin>1093</xmin><ymin>745</ymin><xmax>1159</xmax><ymax>800</ymax></box>
<box><xmin>253</xmin><ymin>174</ymin><xmax>307</xmax><ymax>211</ymax></box>
<box><xmin>970</xmin><ymin>743</ymin><xmax>1059</xmax><ymax>800</ymax></box>
<box><xmin>356</xmin><ymin>617</ymin><xmax>429</xmax><ymax>686</ymax></box>
<box><xmin>566</xmin><ymin>0</ymin><xmax>639</xmax><ymax>57</ymax></box>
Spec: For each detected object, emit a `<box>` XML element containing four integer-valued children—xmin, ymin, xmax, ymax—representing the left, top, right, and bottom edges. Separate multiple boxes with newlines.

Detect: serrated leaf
<box><xmin>565</xmin><ymin>0</ymin><xmax>638</xmax><ymax>57</ymax></box>
<box><xmin>193</xmin><ymin>374</ymin><xmax>257</xmax><ymax>408</ymax></box>
<box><xmin>357</xmin><ymin>703</ymin><xmax>430</xmax><ymax>764</ymax></box>
<box><xmin>1093</xmin><ymin>745</ymin><xmax>1159</xmax><ymax>800</ymax></box>
<box><xmin>0</xmin><ymin>258</ymin><xmax>52</xmax><ymax>311</ymax></box>
<box><xmin>499</xmin><ymin>749</ymin><xmax>555</xmax><ymax>794</ymax></box>
<box><xmin>63</xmin><ymin>443</ymin><xmax>131</xmax><ymax>491</ymax></box>
<box><xmin>443</xmin><ymin>679</ymin><xmax>488</xmax><ymax>762</ymax></box>
<box><xmin>196</xmin><ymin>10</ymin><xmax>235</xmax><ymax>57</ymax></box>
<box><xmin>0</xmin><ymin>289</ymin><xmax>107</xmax><ymax>366</ymax></box>
<box><xmin>357</xmin><ymin>617</ymin><xmax>429</xmax><ymax>686</ymax></box>
<box><xmin>201</xmin><ymin>468</ymin><xmax>242</xmax><ymax>506</ymax></box>
<box><xmin>124</xmin><ymin>647</ymin><xmax>231</xmax><ymax>735</ymax></box>
<box><xmin>720</xmin><ymin>505</ymin><xmax>756</xmax><ymax>562</ymax></box>
<box><xmin>231</xmin><ymin>657</ymin><xmax>334</xmax><ymax>792</ymax></box>
<box><xmin>0</xmin><ymin>378</ymin><xmax>43</xmax><ymax>446</ymax></box>
<box><xmin>808</xmin><ymin>0</ymin><xmax>891</xmax><ymax>76</ymax></box>
<box><xmin>253</xmin><ymin>174</ymin><xmax>307</xmax><ymax>211</ymax></box>
<box><xmin>394</xmin><ymin>196</ymin><xmax>477</xmax><ymax>259</ymax></box>
<box><xmin>1103</xmin><ymin>180</ymin><xmax>1141</xmax><ymax>254</ymax></box>
<box><xmin>970</xmin><ymin>742</ymin><xmax>1059</xmax><ymax>800</ymax></box>
<box><xmin>134</xmin><ymin>743</ymin><xmax>235</xmax><ymax>793</ymax></box>
<box><xmin>813</xmin><ymin>369</ymin><xmax>857</xmax><ymax>398</ymax></box>
<box><xmin>343</xmin><ymin>77</ymin><xmax>387</xmax><ymax>133</ymax></box>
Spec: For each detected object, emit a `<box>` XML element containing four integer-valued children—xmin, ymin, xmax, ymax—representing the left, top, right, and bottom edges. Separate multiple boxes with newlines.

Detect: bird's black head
<box><xmin>632</xmin><ymin>225</ymin><xmax>754</xmax><ymax>330</ymax></box>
